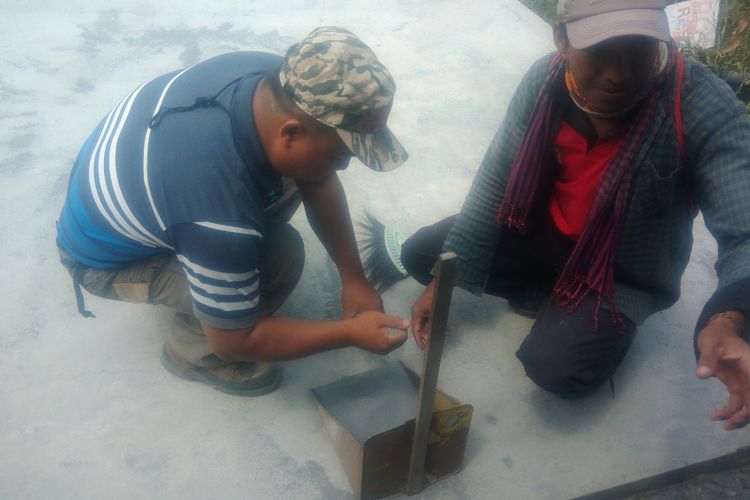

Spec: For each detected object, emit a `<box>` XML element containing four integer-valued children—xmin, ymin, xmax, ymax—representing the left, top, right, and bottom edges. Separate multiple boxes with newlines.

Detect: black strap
<box><xmin>149</xmin><ymin>76</ymin><xmax>242</xmax><ymax>129</ymax></box>
<box><xmin>72</xmin><ymin>265</ymin><xmax>95</xmax><ymax>318</ymax></box>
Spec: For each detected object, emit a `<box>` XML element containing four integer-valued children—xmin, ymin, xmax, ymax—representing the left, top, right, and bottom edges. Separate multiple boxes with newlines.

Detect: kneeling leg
<box><xmin>515</xmin><ymin>296</ymin><xmax>636</xmax><ymax>398</ymax></box>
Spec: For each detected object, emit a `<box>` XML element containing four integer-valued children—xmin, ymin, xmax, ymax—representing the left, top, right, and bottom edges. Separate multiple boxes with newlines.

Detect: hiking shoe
<box><xmin>160</xmin><ymin>344</ymin><xmax>281</xmax><ymax>397</ymax></box>
<box><xmin>507</xmin><ymin>286</ymin><xmax>550</xmax><ymax>319</ymax></box>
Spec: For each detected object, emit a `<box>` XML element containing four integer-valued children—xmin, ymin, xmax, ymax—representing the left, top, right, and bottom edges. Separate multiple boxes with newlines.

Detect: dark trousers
<box><xmin>401</xmin><ymin>215</ymin><xmax>636</xmax><ymax>398</ymax></box>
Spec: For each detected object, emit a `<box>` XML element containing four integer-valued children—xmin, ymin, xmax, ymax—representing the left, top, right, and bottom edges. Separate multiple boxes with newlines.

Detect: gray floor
<box><xmin>2</xmin><ymin>1</ymin><xmax>749</xmax><ymax>499</ymax></box>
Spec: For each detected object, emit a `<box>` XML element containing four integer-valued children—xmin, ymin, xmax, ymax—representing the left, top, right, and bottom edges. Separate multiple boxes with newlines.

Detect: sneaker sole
<box><xmin>160</xmin><ymin>347</ymin><xmax>282</xmax><ymax>397</ymax></box>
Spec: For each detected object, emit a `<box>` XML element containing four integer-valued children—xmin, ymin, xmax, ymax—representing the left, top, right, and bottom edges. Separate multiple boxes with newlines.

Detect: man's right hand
<box><xmin>410</xmin><ymin>279</ymin><xmax>436</xmax><ymax>350</ymax></box>
<box><xmin>696</xmin><ymin>310</ymin><xmax>750</xmax><ymax>430</ymax></box>
<box><xmin>348</xmin><ymin>311</ymin><xmax>410</xmax><ymax>354</ymax></box>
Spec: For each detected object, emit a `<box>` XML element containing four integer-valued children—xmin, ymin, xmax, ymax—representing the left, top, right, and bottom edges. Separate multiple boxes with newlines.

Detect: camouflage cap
<box><xmin>278</xmin><ymin>26</ymin><xmax>408</xmax><ymax>172</ymax></box>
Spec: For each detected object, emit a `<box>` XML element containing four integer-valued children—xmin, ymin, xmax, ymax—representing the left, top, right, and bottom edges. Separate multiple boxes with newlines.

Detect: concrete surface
<box><xmin>2</xmin><ymin>1</ymin><xmax>749</xmax><ymax>499</ymax></box>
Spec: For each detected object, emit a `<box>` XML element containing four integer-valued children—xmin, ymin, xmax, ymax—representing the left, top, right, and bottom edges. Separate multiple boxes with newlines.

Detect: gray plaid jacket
<box><xmin>443</xmin><ymin>53</ymin><xmax>750</xmax><ymax>327</ymax></box>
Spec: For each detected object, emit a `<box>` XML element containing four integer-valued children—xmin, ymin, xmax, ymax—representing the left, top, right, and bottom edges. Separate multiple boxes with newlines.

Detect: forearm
<box><xmin>698</xmin><ymin>311</ymin><xmax>747</xmax><ymax>346</ymax></box>
<box><xmin>297</xmin><ymin>174</ymin><xmax>364</xmax><ymax>282</ymax></box>
<box><xmin>207</xmin><ymin>316</ymin><xmax>354</xmax><ymax>362</ymax></box>
<box><xmin>694</xmin><ymin>278</ymin><xmax>750</xmax><ymax>360</ymax></box>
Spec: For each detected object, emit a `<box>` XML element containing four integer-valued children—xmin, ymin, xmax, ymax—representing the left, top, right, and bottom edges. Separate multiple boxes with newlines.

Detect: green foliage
<box><xmin>519</xmin><ymin>0</ymin><xmax>558</xmax><ymax>23</ymax></box>
<box><xmin>682</xmin><ymin>0</ymin><xmax>750</xmax><ymax>111</ymax></box>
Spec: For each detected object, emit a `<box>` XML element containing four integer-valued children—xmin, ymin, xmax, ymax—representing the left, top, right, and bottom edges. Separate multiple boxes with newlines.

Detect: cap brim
<box><xmin>336</xmin><ymin>127</ymin><xmax>408</xmax><ymax>172</ymax></box>
<box><xmin>566</xmin><ymin>9</ymin><xmax>672</xmax><ymax>49</ymax></box>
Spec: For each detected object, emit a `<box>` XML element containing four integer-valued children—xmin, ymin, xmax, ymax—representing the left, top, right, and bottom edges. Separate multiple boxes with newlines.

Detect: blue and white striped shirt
<box><xmin>57</xmin><ymin>52</ymin><xmax>285</xmax><ymax>329</ymax></box>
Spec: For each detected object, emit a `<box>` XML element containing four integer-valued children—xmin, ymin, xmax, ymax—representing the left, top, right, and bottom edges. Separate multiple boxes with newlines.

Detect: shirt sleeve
<box><xmin>440</xmin><ymin>54</ymin><xmax>554</xmax><ymax>294</ymax></box>
<box><xmin>693</xmin><ymin>277</ymin><xmax>750</xmax><ymax>360</ymax></box>
<box><xmin>682</xmin><ymin>64</ymin><xmax>750</xmax><ymax>356</ymax></box>
<box><xmin>169</xmin><ymin>221</ymin><xmax>263</xmax><ymax>330</ymax></box>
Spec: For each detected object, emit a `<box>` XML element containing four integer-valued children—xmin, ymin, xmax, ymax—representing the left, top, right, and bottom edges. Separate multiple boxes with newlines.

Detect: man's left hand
<box><xmin>341</xmin><ymin>278</ymin><xmax>383</xmax><ymax>318</ymax></box>
<box><xmin>696</xmin><ymin>310</ymin><xmax>750</xmax><ymax>430</ymax></box>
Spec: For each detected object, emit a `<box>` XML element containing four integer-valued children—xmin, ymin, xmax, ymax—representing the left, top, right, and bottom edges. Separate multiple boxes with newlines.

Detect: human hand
<box><xmin>348</xmin><ymin>310</ymin><xmax>409</xmax><ymax>354</ymax></box>
<box><xmin>410</xmin><ymin>279</ymin><xmax>436</xmax><ymax>350</ymax></box>
<box><xmin>696</xmin><ymin>311</ymin><xmax>750</xmax><ymax>430</ymax></box>
<box><xmin>341</xmin><ymin>277</ymin><xmax>383</xmax><ymax>318</ymax></box>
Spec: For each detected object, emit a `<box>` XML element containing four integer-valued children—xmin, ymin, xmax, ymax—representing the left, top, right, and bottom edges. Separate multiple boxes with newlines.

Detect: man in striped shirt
<box><xmin>57</xmin><ymin>27</ymin><xmax>410</xmax><ymax>396</ymax></box>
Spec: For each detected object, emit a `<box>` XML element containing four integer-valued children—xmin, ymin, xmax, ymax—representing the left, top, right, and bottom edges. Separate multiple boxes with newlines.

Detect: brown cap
<box><xmin>557</xmin><ymin>0</ymin><xmax>672</xmax><ymax>49</ymax></box>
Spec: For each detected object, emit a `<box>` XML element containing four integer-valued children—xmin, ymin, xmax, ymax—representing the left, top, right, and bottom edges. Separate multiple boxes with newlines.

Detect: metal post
<box><xmin>406</xmin><ymin>252</ymin><xmax>457</xmax><ymax>495</ymax></box>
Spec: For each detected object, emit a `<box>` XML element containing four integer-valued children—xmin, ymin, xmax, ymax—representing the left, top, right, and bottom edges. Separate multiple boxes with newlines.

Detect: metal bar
<box><xmin>406</xmin><ymin>252</ymin><xmax>457</xmax><ymax>495</ymax></box>
<box><xmin>573</xmin><ymin>445</ymin><xmax>750</xmax><ymax>500</ymax></box>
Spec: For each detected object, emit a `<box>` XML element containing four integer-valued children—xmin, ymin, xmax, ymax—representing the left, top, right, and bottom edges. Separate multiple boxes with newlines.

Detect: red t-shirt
<box><xmin>549</xmin><ymin>120</ymin><xmax>626</xmax><ymax>239</ymax></box>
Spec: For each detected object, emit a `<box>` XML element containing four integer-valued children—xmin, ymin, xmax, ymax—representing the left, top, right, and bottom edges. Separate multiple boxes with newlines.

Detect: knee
<box><xmin>400</xmin><ymin>232</ymin><xmax>424</xmax><ymax>279</ymax></box>
<box><xmin>516</xmin><ymin>340</ymin><xmax>601</xmax><ymax>399</ymax></box>
<box><xmin>280</xmin><ymin>224</ymin><xmax>305</xmax><ymax>282</ymax></box>
<box><xmin>401</xmin><ymin>216</ymin><xmax>456</xmax><ymax>284</ymax></box>
<box><xmin>514</xmin><ymin>297</ymin><xmax>636</xmax><ymax>398</ymax></box>
<box><xmin>264</xmin><ymin>223</ymin><xmax>305</xmax><ymax>285</ymax></box>
<box><xmin>270</xmin><ymin>222</ymin><xmax>303</xmax><ymax>248</ymax></box>
<box><xmin>280</xmin><ymin>223</ymin><xmax>304</xmax><ymax>257</ymax></box>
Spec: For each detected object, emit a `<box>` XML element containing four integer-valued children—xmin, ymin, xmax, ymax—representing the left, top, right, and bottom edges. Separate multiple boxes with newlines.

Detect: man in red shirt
<box><xmin>402</xmin><ymin>0</ymin><xmax>750</xmax><ymax>431</ymax></box>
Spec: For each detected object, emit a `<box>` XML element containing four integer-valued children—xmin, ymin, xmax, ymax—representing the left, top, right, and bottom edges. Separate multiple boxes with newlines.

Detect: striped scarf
<box><xmin>496</xmin><ymin>44</ymin><xmax>678</xmax><ymax>331</ymax></box>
